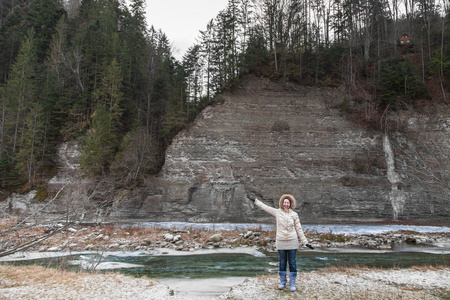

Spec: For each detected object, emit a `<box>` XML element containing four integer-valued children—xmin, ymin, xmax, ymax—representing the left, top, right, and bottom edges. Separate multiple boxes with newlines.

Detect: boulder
<box><xmin>208</xmin><ymin>233</ymin><xmax>223</xmax><ymax>243</ymax></box>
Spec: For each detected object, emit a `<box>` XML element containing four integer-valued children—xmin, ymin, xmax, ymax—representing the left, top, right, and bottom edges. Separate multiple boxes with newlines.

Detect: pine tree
<box><xmin>2</xmin><ymin>29</ymin><xmax>36</xmax><ymax>156</ymax></box>
<box><xmin>80</xmin><ymin>104</ymin><xmax>115</xmax><ymax>176</ymax></box>
<box><xmin>199</xmin><ymin>20</ymin><xmax>216</xmax><ymax>100</ymax></box>
<box><xmin>80</xmin><ymin>58</ymin><xmax>124</xmax><ymax>175</ymax></box>
<box><xmin>183</xmin><ymin>44</ymin><xmax>203</xmax><ymax>104</ymax></box>
<box><xmin>23</xmin><ymin>0</ymin><xmax>65</xmax><ymax>64</ymax></box>
<box><xmin>15</xmin><ymin>102</ymin><xmax>45</xmax><ymax>186</ymax></box>
<box><xmin>92</xmin><ymin>58</ymin><xmax>124</xmax><ymax>129</ymax></box>
<box><xmin>0</xmin><ymin>4</ymin><xmax>26</xmax><ymax>84</ymax></box>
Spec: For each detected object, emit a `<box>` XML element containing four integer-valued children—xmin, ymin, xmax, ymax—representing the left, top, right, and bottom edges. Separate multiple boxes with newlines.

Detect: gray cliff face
<box><xmin>110</xmin><ymin>77</ymin><xmax>449</xmax><ymax>223</ymax></box>
<box><xmin>6</xmin><ymin>77</ymin><xmax>446</xmax><ymax>223</ymax></box>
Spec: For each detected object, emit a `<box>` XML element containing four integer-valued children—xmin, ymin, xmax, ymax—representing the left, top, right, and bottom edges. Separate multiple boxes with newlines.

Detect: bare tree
<box><xmin>438</xmin><ymin>1</ymin><xmax>447</xmax><ymax>103</ymax></box>
<box><xmin>390</xmin><ymin>123</ymin><xmax>450</xmax><ymax>216</ymax></box>
<box><xmin>0</xmin><ymin>176</ymin><xmax>117</xmax><ymax>258</ymax></box>
<box><xmin>64</xmin><ymin>0</ymin><xmax>81</xmax><ymax>18</ymax></box>
<box><xmin>0</xmin><ymin>184</ymin><xmax>69</xmax><ymax>258</ymax></box>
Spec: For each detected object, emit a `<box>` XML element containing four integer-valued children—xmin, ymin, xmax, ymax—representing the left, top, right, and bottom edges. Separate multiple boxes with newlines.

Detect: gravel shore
<box><xmin>1</xmin><ymin>265</ymin><xmax>449</xmax><ymax>299</ymax></box>
<box><xmin>219</xmin><ymin>267</ymin><xmax>450</xmax><ymax>300</ymax></box>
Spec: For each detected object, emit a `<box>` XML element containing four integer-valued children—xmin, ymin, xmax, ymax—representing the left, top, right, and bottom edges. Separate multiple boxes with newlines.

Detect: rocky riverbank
<box><xmin>1</xmin><ymin>222</ymin><xmax>450</xmax><ymax>255</ymax></box>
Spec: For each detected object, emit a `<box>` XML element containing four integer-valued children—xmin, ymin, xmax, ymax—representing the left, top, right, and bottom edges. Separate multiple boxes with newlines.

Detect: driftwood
<box><xmin>0</xmin><ymin>184</ymin><xmax>70</xmax><ymax>258</ymax></box>
<box><xmin>4</xmin><ymin>184</ymin><xmax>68</xmax><ymax>234</ymax></box>
<box><xmin>0</xmin><ymin>225</ymin><xmax>67</xmax><ymax>258</ymax></box>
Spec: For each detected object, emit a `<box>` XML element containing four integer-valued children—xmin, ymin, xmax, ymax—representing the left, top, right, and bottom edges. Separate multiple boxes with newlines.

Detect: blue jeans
<box><xmin>278</xmin><ymin>249</ymin><xmax>297</xmax><ymax>272</ymax></box>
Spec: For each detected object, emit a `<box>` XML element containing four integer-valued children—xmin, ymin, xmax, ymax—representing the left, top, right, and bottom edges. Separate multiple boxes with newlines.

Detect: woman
<box><xmin>249</xmin><ymin>194</ymin><xmax>313</xmax><ymax>292</ymax></box>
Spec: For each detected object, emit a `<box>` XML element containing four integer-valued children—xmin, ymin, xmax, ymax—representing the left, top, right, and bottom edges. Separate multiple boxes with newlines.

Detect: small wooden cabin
<box><xmin>400</xmin><ymin>33</ymin><xmax>410</xmax><ymax>44</ymax></box>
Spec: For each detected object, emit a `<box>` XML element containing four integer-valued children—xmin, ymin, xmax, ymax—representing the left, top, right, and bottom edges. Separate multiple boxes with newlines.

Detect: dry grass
<box><xmin>410</xmin><ymin>265</ymin><xmax>448</xmax><ymax>272</ymax></box>
<box><xmin>306</xmin><ymin>229</ymin><xmax>351</xmax><ymax>243</ymax></box>
<box><xmin>99</xmin><ymin>224</ymin><xmax>158</xmax><ymax>239</ymax></box>
<box><xmin>315</xmin><ymin>264</ymin><xmax>450</xmax><ymax>276</ymax></box>
<box><xmin>0</xmin><ymin>264</ymin><xmax>161</xmax><ymax>300</ymax></box>
<box><xmin>0</xmin><ymin>264</ymin><xmax>157</xmax><ymax>288</ymax></box>
<box><xmin>0</xmin><ymin>217</ymin><xmax>19</xmax><ymax>231</ymax></box>
<box><xmin>0</xmin><ymin>264</ymin><xmax>86</xmax><ymax>287</ymax></box>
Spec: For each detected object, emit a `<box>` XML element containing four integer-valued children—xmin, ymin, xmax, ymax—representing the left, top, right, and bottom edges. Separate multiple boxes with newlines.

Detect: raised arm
<box><xmin>254</xmin><ymin>198</ymin><xmax>277</xmax><ymax>217</ymax></box>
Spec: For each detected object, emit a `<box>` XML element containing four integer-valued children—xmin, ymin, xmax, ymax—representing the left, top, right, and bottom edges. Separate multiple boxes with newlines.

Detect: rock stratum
<box><xmin>111</xmin><ymin>76</ymin><xmax>449</xmax><ymax>223</ymax></box>
<box><xmin>4</xmin><ymin>76</ymin><xmax>449</xmax><ymax>223</ymax></box>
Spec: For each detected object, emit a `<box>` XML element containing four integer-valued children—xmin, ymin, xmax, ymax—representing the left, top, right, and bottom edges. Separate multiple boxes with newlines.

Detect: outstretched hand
<box><xmin>245</xmin><ymin>187</ymin><xmax>259</xmax><ymax>202</ymax></box>
<box><xmin>247</xmin><ymin>194</ymin><xmax>256</xmax><ymax>202</ymax></box>
<box><xmin>306</xmin><ymin>244</ymin><xmax>315</xmax><ymax>250</ymax></box>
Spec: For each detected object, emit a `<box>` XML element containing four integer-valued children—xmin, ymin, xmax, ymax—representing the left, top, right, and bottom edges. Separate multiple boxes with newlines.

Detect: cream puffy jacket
<box><xmin>255</xmin><ymin>198</ymin><xmax>308</xmax><ymax>245</ymax></box>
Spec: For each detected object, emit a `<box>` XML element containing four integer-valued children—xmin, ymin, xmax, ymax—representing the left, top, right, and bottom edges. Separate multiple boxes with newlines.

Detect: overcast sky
<box><xmin>145</xmin><ymin>0</ymin><xmax>229</xmax><ymax>60</ymax></box>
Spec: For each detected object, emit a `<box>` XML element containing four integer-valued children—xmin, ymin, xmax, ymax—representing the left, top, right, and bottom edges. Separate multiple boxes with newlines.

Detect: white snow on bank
<box><xmin>307</xmin><ymin>224</ymin><xmax>450</xmax><ymax>235</ymax></box>
<box><xmin>0</xmin><ymin>246</ymin><xmax>266</xmax><ymax>263</ymax></box>
<box><xmin>0</xmin><ymin>251</ymin><xmax>88</xmax><ymax>262</ymax></box>
<box><xmin>69</xmin><ymin>259</ymin><xmax>145</xmax><ymax>270</ymax></box>
<box><xmin>121</xmin><ymin>221</ymin><xmax>275</xmax><ymax>231</ymax></box>
<box><xmin>159</xmin><ymin>277</ymin><xmax>248</xmax><ymax>299</ymax></box>
<box><xmin>108</xmin><ymin>246</ymin><xmax>266</xmax><ymax>257</ymax></box>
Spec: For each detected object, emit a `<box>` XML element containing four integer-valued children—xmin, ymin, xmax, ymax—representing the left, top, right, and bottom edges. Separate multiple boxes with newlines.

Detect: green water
<box><xmin>7</xmin><ymin>250</ymin><xmax>450</xmax><ymax>279</ymax></box>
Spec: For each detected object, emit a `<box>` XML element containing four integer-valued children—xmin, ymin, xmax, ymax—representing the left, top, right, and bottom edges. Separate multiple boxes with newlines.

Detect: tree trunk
<box><xmin>439</xmin><ymin>17</ymin><xmax>447</xmax><ymax>103</ymax></box>
<box><xmin>0</xmin><ymin>94</ymin><xmax>4</xmax><ymax>159</ymax></box>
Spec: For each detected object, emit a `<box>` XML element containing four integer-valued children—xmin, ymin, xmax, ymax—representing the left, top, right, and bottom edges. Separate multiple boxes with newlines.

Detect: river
<box><xmin>2</xmin><ymin>223</ymin><xmax>449</xmax><ymax>298</ymax></box>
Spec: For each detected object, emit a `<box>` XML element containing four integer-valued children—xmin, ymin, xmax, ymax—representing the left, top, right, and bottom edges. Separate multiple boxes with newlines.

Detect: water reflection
<box><xmin>8</xmin><ymin>250</ymin><xmax>449</xmax><ymax>279</ymax></box>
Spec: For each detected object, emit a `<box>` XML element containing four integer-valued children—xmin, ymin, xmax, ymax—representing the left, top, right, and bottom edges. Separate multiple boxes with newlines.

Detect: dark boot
<box><xmin>289</xmin><ymin>272</ymin><xmax>297</xmax><ymax>292</ymax></box>
<box><xmin>278</xmin><ymin>271</ymin><xmax>287</xmax><ymax>290</ymax></box>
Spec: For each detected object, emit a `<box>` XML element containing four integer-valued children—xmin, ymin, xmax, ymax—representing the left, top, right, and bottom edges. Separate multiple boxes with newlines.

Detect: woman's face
<box><xmin>283</xmin><ymin>199</ymin><xmax>291</xmax><ymax>210</ymax></box>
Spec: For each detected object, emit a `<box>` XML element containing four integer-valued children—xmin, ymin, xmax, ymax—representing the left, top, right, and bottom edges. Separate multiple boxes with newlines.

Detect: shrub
<box><xmin>377</xmin><ymin>58</ymin><xmax>428</xmax><ymax>109</ymax></box>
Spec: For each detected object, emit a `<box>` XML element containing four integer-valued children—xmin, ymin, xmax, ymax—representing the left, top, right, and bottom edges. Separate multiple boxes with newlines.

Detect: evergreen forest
<box><xmin>0</xmin><ymin>0</ymin><xmax>449</xmax><ymax>197</ymax></box>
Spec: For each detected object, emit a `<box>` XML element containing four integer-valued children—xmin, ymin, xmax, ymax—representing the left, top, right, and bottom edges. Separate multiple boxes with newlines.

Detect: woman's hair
<box><xmin>279</xmin><ymin>194</ymin><xmax>296</xmax><ymax>209</ymax></box>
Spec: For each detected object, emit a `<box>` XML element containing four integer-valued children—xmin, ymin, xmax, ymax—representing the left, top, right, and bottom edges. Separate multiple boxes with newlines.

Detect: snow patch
<box><xmin>383</xmin><ymin>134</ymin><xmax>407</xmax><ymax>219</ymax></box>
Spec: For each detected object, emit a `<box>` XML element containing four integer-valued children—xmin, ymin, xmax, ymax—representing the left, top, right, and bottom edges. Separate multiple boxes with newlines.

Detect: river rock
<box><xmin>208</xmin><ymin>234</ymin><xmax>223</xmax><ymax>242</ymax></box>
<box><xmin>68</xmin><ymin>228</ymin><xmax>77</xmax><ymax>233</ymax></box>
<box><xmin>142</xmin><ymin>238</ymin><xmax>151</xmax><ymax>246</ymax></box>
<box><xmin>164</xmin><ymin>234</ymin><xmax>174</xmax><ymax>242</ymax></box>
<box><xmin>84</xmin><ymin>244</ymin><xmax>95</xmax><ymax>250</ymax></box>
<box><xmin>243</xmin><ymin>231</ymin><xmax>253</xmax><ymax>239</ymax></box>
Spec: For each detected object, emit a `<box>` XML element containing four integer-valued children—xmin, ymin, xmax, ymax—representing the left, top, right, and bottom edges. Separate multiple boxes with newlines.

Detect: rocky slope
<box><xmin>110</xmin><ymin>76</ymin><xmax>449</xmax><ymax>223</ymax></box>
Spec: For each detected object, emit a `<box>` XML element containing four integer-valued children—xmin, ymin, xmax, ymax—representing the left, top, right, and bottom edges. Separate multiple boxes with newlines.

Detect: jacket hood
<box><xmin>279</xmin><ymin>194</ymin><xmax>296</xmax><ymax>210</ymax></box>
